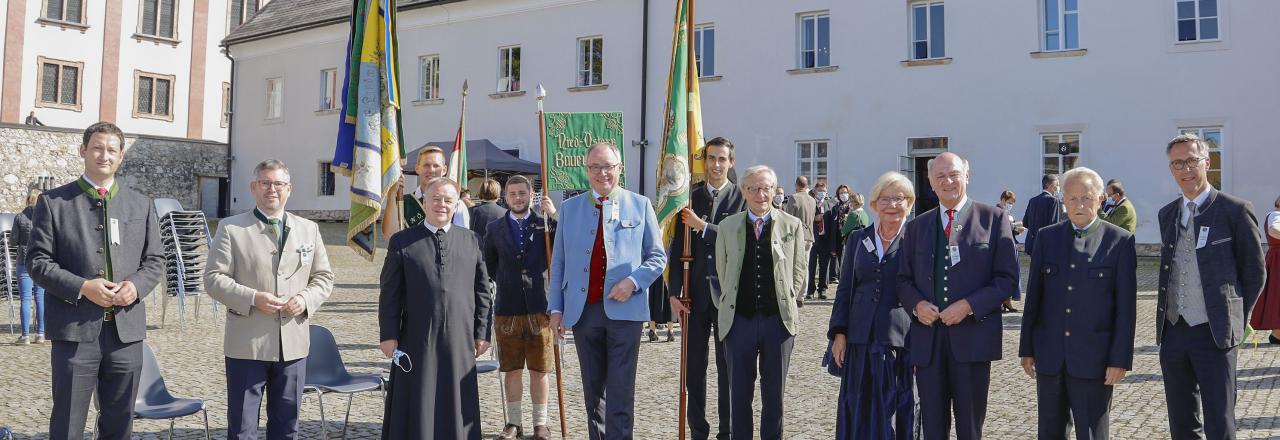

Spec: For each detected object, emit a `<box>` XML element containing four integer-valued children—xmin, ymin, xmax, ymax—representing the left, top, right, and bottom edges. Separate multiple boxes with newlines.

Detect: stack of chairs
<box><xmin>0</xmin><ymin>214</ymin><xmax>15</xmax><ymax>334</ymax></box>
<box><xmin>153</xmin><ymin>199</ymin><xmax>218</xmax><ymax>327</ymax></box>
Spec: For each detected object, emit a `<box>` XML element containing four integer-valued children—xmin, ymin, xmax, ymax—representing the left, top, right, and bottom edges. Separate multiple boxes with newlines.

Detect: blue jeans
<box><xmin>17</xmin><ymin>264</ymin><xmax>45</xmax><ymax>336</ymax></box>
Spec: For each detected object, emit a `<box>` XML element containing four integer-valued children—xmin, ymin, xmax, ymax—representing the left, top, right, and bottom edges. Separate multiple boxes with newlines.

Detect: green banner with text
<box><xmin>543</xmin><ymin>111</ymin><xmax>625</xmax><ymax>191</ymax></box>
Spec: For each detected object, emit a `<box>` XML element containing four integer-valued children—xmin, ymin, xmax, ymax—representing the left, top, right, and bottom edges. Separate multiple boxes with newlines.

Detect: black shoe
<box><xmin>648</xmin><ymin>329</ymin><xmax>658</xmax><ymax>342</ymax></box>
<box><xmin>1270</xmin><ymin>334</ymin><xmax>1280</xmax><ymax>344</ymax></box>
<box><xmin>796</xmin><ymin>298</ymin><xmax>805</xmax><ymax>308</ymax></box>
<box><xmin>818</xmin><ymin>293</ymin><xmax>828</xmax><ymax>300</ymax></box>
<box><xmin>1002</xmin><ymin>304</ymin><xmax>1019</xmax><ymax>313</ymax></box>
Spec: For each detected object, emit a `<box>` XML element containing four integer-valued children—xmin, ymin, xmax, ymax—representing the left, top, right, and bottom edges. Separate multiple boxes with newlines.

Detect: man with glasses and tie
<box><xmin>897</xmin><ymin>152</ymin><xmax>1020</xmax><ymax>440</ymax></box>
<box><xmin>1157</xmin><ymin>134</ymin><xmax>1264</xmax><ymax>440</ymax></box>
<box><xmin>714</xmin><ymin>165</ymin><xmax>807</xmax><ymax>440</ymax></box>
<box><xmin>27</xmin><ymin>122</ymin><xmax>166</xmax><ymax>439</ymax></box>
<box><xmin>206</xmin><ymin>159</ymin><xmax>335</xmax><ymax>439</ymax></box>
<box><xmin>548</xmin><ymin>141</ymin><xmax>667</xmax><ymax>440</ymax></box>
<box><xmin>380</xmin><ymin>177</ymin><xmax>493</xmax><ymax>439</ymax></box>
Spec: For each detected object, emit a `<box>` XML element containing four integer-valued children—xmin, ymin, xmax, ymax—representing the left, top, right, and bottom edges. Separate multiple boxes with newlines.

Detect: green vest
<box><xmin>403</xmin><ymin>194</ymin><xmax>426</xmax><ymax>228</ymax></box>
<box><xmin>932</xmin><ymin>215</ymin><xmax>950</xmax><ymax>308</ymax></box>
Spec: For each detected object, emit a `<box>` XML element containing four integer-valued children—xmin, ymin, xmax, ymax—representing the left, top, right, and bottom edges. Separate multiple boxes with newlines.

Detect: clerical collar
<box><xmin>707</xmin><ymin>179</ymin><xmax>730</xmax><ymax>196</ymax></box>
<box><xmin>747</xmin><ymin>209</ymin><xmax>771</xmax><ymax>223</ymax></box>
<box><xmin>423</xmin><ymin>221</ymin><xmax>452</xmax><ymax>235</ymax></box>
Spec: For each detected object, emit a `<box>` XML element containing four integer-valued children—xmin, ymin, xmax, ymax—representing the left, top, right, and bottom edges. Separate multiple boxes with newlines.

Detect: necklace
<box><xmin>877</xmin><ymin>224</ymin><xmax>898</xmax><ymax>244</ymax></box>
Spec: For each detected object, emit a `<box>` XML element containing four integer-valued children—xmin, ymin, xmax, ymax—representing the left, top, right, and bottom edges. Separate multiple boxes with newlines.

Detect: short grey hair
<box><xmin>739</xmin><ymin>165</ymin><xmax>777</xmax><ymax>189</ymax></box>
<box><xmin>253</xmin><ymin>159</ymin><xmax>290</xmax><ymax>179</ymax></box>
<box><xmin>1061</xmin><ymin>166</ymin><xmax>1105</xmax><ymax>197</ymax></box>
<box><xmin>868</xmin><ymin>171</ymin><xmax>916</xmax><ymax>215</ymax></box>
<box><xmin>585</xmin><ymin>141</ymin><xmax>621</xmax><ymax>161</ymax></box>
<box><xmin>926</xmin><ymin>155</ymin><xmax>970</xmax><ymax>175</ymax></box>
<box><xmin>1167</xmin><ymin>133</ymin><xmax>1210</xmax><ymax>157</ymax></box>
<box><xmin>424</xmin><ymin>177</ymin><xmax>461</xmax><ymax>196</ymax></box>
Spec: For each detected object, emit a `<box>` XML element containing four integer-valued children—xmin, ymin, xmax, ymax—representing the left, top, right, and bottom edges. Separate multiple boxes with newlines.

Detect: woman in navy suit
<box><xmin>828</xmin><ymin>172</ymin><xmax>917</xmax><ymax>440</ymax></box>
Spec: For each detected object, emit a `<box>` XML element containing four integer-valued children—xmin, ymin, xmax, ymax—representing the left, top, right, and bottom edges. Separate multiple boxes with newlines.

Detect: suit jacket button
<box><xmin>97</xmin><ymin>270</ymin><xmax>105</xmax><ymax>276</ymax></box>
<box><xmin>1065</xmin><ymin>331</ymin><xmax>1071</xmax><ymax>336</ymax></box>
<box><xmin>96</xmin><ymin>225</ymin><xmax>103</xmax><ymax>231</ymax></box>
<box><xmin>580</xmin><ymin>288</ymin><xmax>586</xmax><ymax>292</ymax></box>
<box><xmin>96</xmin><ymin>248</ymin><xmax>103</xmax><ymax>254</ymax></box>
<box><xmin>1066</xmin><ymin>308</ymin><xmax>1072</xmax><ymax>314</ymax></box>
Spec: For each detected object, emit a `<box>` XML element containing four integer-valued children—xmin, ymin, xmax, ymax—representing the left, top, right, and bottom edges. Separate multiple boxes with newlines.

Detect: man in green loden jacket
<box><xmin>1099</xmin><ymin>180</ymin><xmax>1138</xmax><ymax>233</ymax></box>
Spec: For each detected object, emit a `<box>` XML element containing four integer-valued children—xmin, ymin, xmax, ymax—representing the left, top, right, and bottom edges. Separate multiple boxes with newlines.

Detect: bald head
<box><xmin>927</xmin><ymin>152</ymin><xmax>971</xmax><ymax>208</ymax></box>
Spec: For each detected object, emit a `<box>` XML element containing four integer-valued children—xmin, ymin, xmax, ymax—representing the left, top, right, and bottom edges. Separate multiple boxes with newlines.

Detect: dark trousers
<box><xmin>724</xmin><ymin>313</ymin><xmax>794</xmax><ymax>440</ymax></box>
<box><xmin>225</xmin><ymin>357</ymin><xmax>307</xmax><ymax>440</ymax></box>
<box><xmin>808</xmin><ymin>245</ymin><xmax>832</xmax><ymax>296</ymax></box>
<box><xmin>685</xmin><ymin>306</ymin><xmax>731</xmax><ymax>440</ymax></box>
<box><xmin>574</xmin><ymin>302</ymin><xmax>642</xmax><ymax>440</ymax></box>
<box><xmin>1160</xmin><ymin>319</ymin><xmax>1238</xmax><ymax>440</ymax></box>
<box><xmin>916</xmin><ymin>326</ymin><xmax>991</xmax><ymax>440</ymax></box>
<box><xmin>49</xmin><ymin>324</ymin><xmax>142</xmax><ymax>440</ymax></box>
<box><xmin>1036</xmin><ymin>374</ymin><xmax>1113</xmax><ymax>440</ymax></box>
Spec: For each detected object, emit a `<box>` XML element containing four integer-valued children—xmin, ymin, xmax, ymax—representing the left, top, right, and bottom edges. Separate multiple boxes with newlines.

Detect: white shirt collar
<box><xmin>872</xmin><ymin>221</ymin><xmax>905</xmax><ymax>260</ymax></box>
<box><xmin>707</xmin><ymin>179</ymin><xmax>730</xmax><ymax>195</ymax></box>
<box><xmin>747</xmin><ymin>209</ymin><xmax>771</xmax><ymax>223</ymax></box>
<box><xmin>1071</xmin><ymin>216</ymin><xmax>1099</xmax><ymax>233</ymax></box>
<box><xmin>938</xmin><ymin>196</ymin><xmax>970</xmax><ymax>225</ymax></box>
<box><xmin>423</xmin><ymin>221</ymin><xmax>452</xmax><ymax>234</ymax></box>
<box><xmin>509</xmin><ymin>210</ymin><xmax>531</xmax><ymax>222</ymax></box>
<box><xmin>1180</xmin><ymin>185</ymin><xmax>1213</xmax><ymax>225</ymax></box>
<box><xmin>81</xmin><ymin>174</ymin><xmax>101</xmax><ymax>188</ymax></box>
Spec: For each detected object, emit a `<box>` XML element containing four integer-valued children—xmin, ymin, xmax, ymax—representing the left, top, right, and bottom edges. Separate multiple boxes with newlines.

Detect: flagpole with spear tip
<box><xmin>677</xmin><ymin>0</ymin><xmax>698</xmax><ymax>437</ymax></box>
<box><xmin>537</xmin><ymin>84</ymin><xmax>571</xmax><ymax>440</ymax></box>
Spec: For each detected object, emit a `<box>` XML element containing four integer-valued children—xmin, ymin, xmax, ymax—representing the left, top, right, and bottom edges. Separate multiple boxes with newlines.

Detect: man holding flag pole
<box><xmin>651</xmin><ymin>0</ymin><xmax>711</xmax><ymax>439</ymax></box>
<box><xmin>535</xmin><ymin>84</ymin><xmax>571</xmax><ymax>440</ymax></box>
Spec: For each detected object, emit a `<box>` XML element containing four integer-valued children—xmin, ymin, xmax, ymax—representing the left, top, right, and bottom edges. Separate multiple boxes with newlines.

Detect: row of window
<box><xmin>37</xmin><ymin>56</ymin><xmax>232</xmax><ymax>125</ymax></box>
<box><xmin>797</xmin><ymin>127</ymin><xmax>1225</xmax><ymax>189</ymax></box>
<box><xmin>38</xmin><ymin>0</ymin><xmax>264</xmax><ymax>38</ymax></box>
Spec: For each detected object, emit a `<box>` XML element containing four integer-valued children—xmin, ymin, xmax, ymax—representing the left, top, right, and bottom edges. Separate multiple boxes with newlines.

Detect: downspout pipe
<box><xmin>637</xmin><ymin>0</ymin><xmax>650</xmax><ymax>195</ymax></box>
<box><xmin>222</xmin><ymin>47</ymin><xmax>235</xmax><ymax>217</ymax></box>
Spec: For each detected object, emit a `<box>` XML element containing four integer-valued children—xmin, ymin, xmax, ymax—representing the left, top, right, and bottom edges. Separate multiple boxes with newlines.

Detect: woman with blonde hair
<box><xmin>13</xmin><ymin>188</ymin><xmax>45</xmax><ymax>344</ymax></box>
<box><xmin>828</xmin><ymin>171</ymin><xmax>917</xmax><ymax>439</ymax></box>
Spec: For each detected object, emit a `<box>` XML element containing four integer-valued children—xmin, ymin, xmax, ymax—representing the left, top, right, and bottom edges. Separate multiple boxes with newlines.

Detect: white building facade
<box><xmin>0</xmin><ymin>0</ymin><xmax>268</xmax><ymax>141</ymax></box>
<box><xmin>224</xmin><ymin>0</ymin><xmax>1280</xmax><ymax>244</ymax></box>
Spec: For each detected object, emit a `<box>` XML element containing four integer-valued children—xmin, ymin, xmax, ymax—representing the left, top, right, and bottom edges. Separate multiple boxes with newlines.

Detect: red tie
<box><xmin>97</xmin><ymin>187</ymin><xmax>108</xmax><ymax>198</ymax></box>
<box><xmin>944</xmin><ymin>209</ymin><xmax>955</xmax><ymax>239</ymax></box>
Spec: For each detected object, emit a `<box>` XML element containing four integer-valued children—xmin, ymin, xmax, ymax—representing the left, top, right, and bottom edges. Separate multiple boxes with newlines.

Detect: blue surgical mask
<box><xmin>773</xmin><ymin>195</ymin><xmax>785</xmax><ymax>205</ymax></box>
<box><xmin>817</xmin><ymin>191</ymin><xmax>827</xmax><ymax>200</ymax></box>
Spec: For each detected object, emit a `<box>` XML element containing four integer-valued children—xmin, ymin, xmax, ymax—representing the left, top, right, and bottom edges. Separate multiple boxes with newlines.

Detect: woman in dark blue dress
<box><xmin>828</xmin><ymin>172</ymin><xmax>916</xmax><ymax>440</ymax></box>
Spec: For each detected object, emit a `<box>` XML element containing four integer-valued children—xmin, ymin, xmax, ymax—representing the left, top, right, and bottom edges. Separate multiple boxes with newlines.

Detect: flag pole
<box><xmin>538</xmin><ymin>84</ymin><xmax>570</xmax><ymax>440</ymax></box>
<box><xmin>677</xmin><ymin>1</ymin><xmax>697</xmax><ymax>439</ymax></box>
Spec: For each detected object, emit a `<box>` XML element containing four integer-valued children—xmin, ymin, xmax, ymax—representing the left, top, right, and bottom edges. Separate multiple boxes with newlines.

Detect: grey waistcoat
<box><xmin>1167</xmin><ymin>214</ymin><xmax>1208</xmax><ymax>326</ymax></box>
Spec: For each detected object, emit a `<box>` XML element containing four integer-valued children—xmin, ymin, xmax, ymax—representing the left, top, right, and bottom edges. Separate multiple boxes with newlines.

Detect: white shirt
<box><xmin>414</xmin><ymin>185</ymin><xmax>470</xmax><ymax>228</ymax></box>
<box><xmin>938</xmin><ymin>195</ymin><xmax>971</xmax><ymax>232</ymax></box>
<box><xmin>747</xmin><ymin>209</ymin><xmax>772</xmax><ymax>226</ymax></box>
<box><xmin>1071</xmin><ymin>217</ymin><xmax>1099</xmax><ymax>235</ymax></box>
<box><xmin>872</xmin><ymin>222</ymin><xmax>905</xmax><ymax>260</ymax></box>
<box><xmin>1180</xmin><ymin>185</ymin><xmax>1212</xmax><ymax>227</ymax></box>
<box><xmin>706</xmin><ymin>179</ymin><xmax>730</xmax><ymax>197</ymax></box>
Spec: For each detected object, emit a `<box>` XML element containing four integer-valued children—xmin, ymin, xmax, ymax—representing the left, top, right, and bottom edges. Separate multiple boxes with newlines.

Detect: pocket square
<box><xmin>975</xmin><ymin>243</ymin><xmax>990</xmax><ymax>249</ymax></box>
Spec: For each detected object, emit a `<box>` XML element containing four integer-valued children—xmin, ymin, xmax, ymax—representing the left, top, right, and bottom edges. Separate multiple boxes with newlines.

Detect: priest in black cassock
<box><xmin>379</xmin><ymin>177</ymin><xmax>493</xmax><ymax>440</ymax></box>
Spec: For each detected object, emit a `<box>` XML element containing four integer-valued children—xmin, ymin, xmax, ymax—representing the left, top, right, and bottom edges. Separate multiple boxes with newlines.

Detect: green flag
<box><xmin>542</xmin><ymin>111</ymin><xmax>625</xmax><ymax>191</ymax></box>
<box><xmin>655</xmin><ymin>0</ymin><xmax>704</xmax><ymax>247</ymax></box>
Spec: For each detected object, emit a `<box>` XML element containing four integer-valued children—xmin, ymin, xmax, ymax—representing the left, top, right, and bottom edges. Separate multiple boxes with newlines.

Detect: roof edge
<box><xmin>222</xmin><ymin>0</ymin><xmax>466</xmax><ymax>48</ymax></box>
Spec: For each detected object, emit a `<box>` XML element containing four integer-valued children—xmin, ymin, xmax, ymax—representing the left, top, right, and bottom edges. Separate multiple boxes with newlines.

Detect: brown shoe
<box><xmin>533</xmin><ymin>425</ymin><xmax>552</xmax><ymax>440</ymax></box>
<box><xmin>498</xmin><ymin>423</ymin><xmax>522</xmax><ymax>439</ymax></box>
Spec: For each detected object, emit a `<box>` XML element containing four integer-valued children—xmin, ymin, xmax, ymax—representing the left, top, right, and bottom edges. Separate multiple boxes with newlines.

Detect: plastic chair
<box><xmin>304</xmin><ymin>325</ymin><xmax>384</xmax><ymax>440</ymax></box>
<box><xmin>0</xmin><ymin>213</ymin><xmax>15</xmax><ymax>334</ymax></box>
<box><xmin>94</xmin><ymin>344</ymin><xmax>210</xmax><ymax>439</ymax></box>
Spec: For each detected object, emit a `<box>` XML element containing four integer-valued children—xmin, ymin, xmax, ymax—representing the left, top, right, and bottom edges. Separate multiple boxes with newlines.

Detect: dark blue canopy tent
<box><xmin>402</xmin><ymin>139</ymin><xmax>541</xmax><ymax>178</ymax></box>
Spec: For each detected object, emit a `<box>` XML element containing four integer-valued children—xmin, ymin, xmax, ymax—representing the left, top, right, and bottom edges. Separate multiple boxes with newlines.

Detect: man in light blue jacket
<box><xmin>548</xmin><ymin>141</ymin><xmax>667</xmax><ymax>440</ymax></box>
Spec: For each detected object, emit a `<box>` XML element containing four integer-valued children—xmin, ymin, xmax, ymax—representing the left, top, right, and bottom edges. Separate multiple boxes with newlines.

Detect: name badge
<box><xmin>109</xmin><ymin>218</ymin><xmax>121</xmax><ymax>246</ymax></box>
<box><xmin>949</xmin><ymin>245</ymin><xmax>962</xmax><ymax>266</ymax></box>
<box><xmin>1196</xmin><ymin>226</ymin><xmax>1210</xmax><ymax>249</ymax></box>
<box><xmin>862</xmin><ymin>237</ymin><xmax>875</xmax><ymax>253</ymax></box>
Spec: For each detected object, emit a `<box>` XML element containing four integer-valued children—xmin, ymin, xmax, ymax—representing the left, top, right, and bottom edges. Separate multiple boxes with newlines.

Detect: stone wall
<box><xmin>0</xmin><ymin>123</ymin><xmax>228</xmax><ymax>214</ymax></box>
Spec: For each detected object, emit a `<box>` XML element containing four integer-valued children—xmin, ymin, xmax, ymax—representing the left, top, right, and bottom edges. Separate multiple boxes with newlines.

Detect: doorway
<box><xmin>913</xmin><ymin>156</ymin><xmax>940</xmax><ymax>216</ymax></box>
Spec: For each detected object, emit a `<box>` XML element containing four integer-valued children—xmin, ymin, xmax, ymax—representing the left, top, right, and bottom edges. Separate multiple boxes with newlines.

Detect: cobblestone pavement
<box><xmin>2</xmin><ymin>224</ymin><xmax>1279</xmax><ymax>439</ymax></box>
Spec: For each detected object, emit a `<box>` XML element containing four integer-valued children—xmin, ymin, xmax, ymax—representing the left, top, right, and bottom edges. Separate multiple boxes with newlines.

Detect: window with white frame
<box><xmin>229</xmin><ymin>0</ymin><xmax>261</xmax><ymax>33</ymax></box>
<box><xmin>1178</xmin><ymin>126</ymin><xmax>1224</xmax><ymax>189</ymax></box>
<box><xmin>1041</xmin><ymin>133</ymin><xmax>1081</xmax><ymax>176</ymax></box>
<box><xmin>797</xmin><ymin>140</ymin><xmax>829</xmax><ymax>183</ymax></box>
<box><xmin>419</xmin><ymin>55</ymin><xmax>440</xmax><ymax>100</ymax></box>
<box><xmin>797</xmin><ymin>12</ymin><xmax>830</xmax><ymax>68</ymax></box>
<box><xmin>1176</xmin><ymin>0</ymin><xmax>1218</xmax><ymax>41</ymax></box>
<box><xmin>320</xmin><ymin>68</ymin><xmax>338</xmax><ymax>110</ymax></box>
<box><xmin>36</xmin><ymin>57</ymin><xmax>83</xmax><ymax>111</ymax></box>
<box><xmin>577</xmin><ymin>37</ymin><xmax>604</xmax><ymax>87</ymax></box>
<box><xmin>498</xmin><ymin>46</ymin><xmax>521</xmax><ymax>92</ymax></box>
<box><xmin>220</xmin><ymin>82</ymin><xmax>231</xmax><ymax>127</ymax></box>
<box><xmin>694</xmin><ymin>24</ymin><xmax>716</xmax><ymax>76</ymax></box>
<box><xmin>319</xmin><ymin>161</ymin><xmax>336</xmax><ymax>196</ymax></box>
<box><xmin>910</xmin><ymin>2</ymin><xmax>945</xmax><ymax>60</ymax></box>
<box><xmin>1043</xmin><ymin>0</ymin><xmax>1079</xmax><ymax>50</ymax></box>
<box><xmin>44</xmin><ymin>0</ymin><xmax>85</xmax><ymax>24</ymax></box>
<box><xmin>266</xmin><ymin>77</ymin><xmax>283</xmax><ymax>120</ymax></box>
<box><xmin>138</xmin><ymin>0</ymin><xmax>178</xmax><ymax>39</ymax></box>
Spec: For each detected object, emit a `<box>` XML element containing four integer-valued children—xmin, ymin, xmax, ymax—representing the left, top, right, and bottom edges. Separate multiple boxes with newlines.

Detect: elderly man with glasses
<box><xmin>1156</xmin><ymin>134</ymin><xmax>1265</xmax><ymax>440</ymax></box>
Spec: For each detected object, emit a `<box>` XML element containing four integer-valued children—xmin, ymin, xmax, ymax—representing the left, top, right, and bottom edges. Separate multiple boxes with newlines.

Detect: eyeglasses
<box><xmin>255</xmin><ymin>180</ymin><xmax>291</xmax><ymax>190</ymax></box>
<box><xmin>745</xmin><ymin>185</ymin><xmax>776</xmax><ymax>194</ymax></box>
<box><xmin>877</xmin><ymin>196</ymin><xmax>908</xmax><ymax>206</ymax></box>
<box><xmin>1065</xmin><ymin>195</ymin><xmax>1098</xmax><ymax>206</ymax></box>
<box><xmin>586</xmin><ymin>163</ymin><xmax>622</xmax><ymax>174</ymax></box>
<box><xmin>1169</xmin><ymin>157</ymin><xmax>1207</xmax><ymax>171</ymax></box>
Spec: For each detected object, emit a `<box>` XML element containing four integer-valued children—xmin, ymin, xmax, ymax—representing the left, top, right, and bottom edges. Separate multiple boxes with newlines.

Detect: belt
<box><xmin>104</xmin><ymin>308</ymin><xmax>115</xmax><ymax>322</ymax></box>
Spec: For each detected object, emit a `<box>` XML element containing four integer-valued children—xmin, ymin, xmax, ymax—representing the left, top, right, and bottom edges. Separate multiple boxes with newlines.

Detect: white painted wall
<box><xmin>229</xmin><ymin>0</ymin><xmax>1280</xmax><ymax>243</ymax></box>
<box><xmin>11</xmin><ymin>0</ymin><xmax>231</xmax><ymax>142</ymax></box>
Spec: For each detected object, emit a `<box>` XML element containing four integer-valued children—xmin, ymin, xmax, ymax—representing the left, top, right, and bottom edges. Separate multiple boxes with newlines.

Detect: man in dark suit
<box><xmin>27</xmin><ymin>122</ymin><xmax>166</xmax><ymax>440</ymax></box>
<box><xmin>897</xmin><ymin>152</ymin><xmax>1020</xmax><ymax>440</ymax></box>
<box><xmin>668</xmin><ymin>137</ymin><xmax>746</xmax><ymax>440</ymax></box>
<box><xmin>1023</xmin><ymin>174</ymin><xmax>1063</xmax><ymax>255</ymax></box>
<box><xmin>808</xmin><ymin>179</ymin><xmax>836</xmax><ymax>299</ymax></box>
<box><xmin>1019</xmin><ymin>166</ymin><xmax>1137</xmax><ymax>440</ymax></box>
<box><xmin>484</xmin><ymin>175</ymin><xmax>558</xmax><ymax>440</ymax></box>
<box><xmin>470</xmin><ymin>178</ymin><xmax>508</xmax><ymax>240</ymax></box>
<box><xmin>1157</xmin><ymin>134</ymin><xmax>1265</xmax><ymax>440</ymax></box>
<box><xmin>783</xmin><ymin>177</ymin><xmax>816</xmax><ymax>304</ymax></box>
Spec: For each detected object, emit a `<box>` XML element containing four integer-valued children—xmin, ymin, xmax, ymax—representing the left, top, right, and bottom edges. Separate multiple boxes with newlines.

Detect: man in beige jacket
<box><xmin>206</xmin><ymin>159</ymin><xmax>334</xmax><ymax>439</ymax></box>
